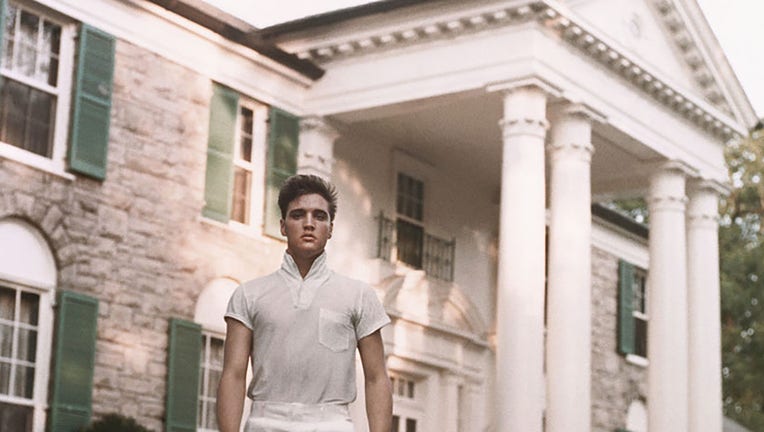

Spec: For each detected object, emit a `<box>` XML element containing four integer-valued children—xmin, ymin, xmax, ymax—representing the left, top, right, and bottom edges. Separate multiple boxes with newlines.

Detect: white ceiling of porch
<box><xmin>333</xmin><ymin>90</ymin><xmax>663</xmax><ymax>200</ymax></box>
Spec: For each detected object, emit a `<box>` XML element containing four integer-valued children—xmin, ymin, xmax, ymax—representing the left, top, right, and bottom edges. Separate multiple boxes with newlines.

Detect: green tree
<box><xmin>720</xmin><ymin>124</ymin><xmax>764</xmax><ymax>430</ymax></box>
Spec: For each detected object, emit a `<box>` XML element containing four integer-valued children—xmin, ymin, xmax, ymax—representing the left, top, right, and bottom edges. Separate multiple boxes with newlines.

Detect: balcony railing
<box><xmin>376</xmin><ymin>212</ymin><xmax>455</xmax><ymax>282</ymax></box>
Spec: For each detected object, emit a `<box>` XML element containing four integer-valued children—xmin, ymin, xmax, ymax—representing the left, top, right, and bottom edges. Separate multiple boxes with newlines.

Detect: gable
<box><xmin>566</xmin><ymin>0</ymin><xmax>733</xmax><ymax>116</ymax></box>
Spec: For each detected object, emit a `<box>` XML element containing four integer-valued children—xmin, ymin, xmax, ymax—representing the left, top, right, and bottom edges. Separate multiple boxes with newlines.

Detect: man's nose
<box><xmin>304</xmin><ymin>214</ymin><xmax>315</xmax><ymax>228</ymax></box>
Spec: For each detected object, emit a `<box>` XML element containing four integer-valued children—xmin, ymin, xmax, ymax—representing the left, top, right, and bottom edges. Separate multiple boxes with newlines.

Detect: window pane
<box><xmin>197</xmin><ymin>398</ymin><xmax>204</xmax><ymax>429</ymax></box>
<box><xmin>13</xmin><ymin>365</ymin><xmax>34</xmax><ymax>398</ymax></box>
<box><xmin>0</xmin><ymin>324</ymin><xmax>12</xmax><ymax>358</ymax></box>
<box><xmin>0</xmin><ymin>401</ymin><xmax>33</xmax><ymax>432</ymax></box>
<box><xmin>19</xmin><ymin>293</ymin><xmax>38</xmax><ymax>326</ymax></box>
<box><xmin>16</xmin><ymin>328</ymin><xmax>36</xmax><ymax>362</ymax></box>
<box><xmin>392</xmin><ymin>415</ymin><xmax>400</xmax><ymax>432</ymax></box>
<box><xmin>17</xmin><ymin>11</ymin><xmax>39</xmax><ymax>77</ymax></box>
<box><xmin>240</xmin><ymin>136</ymin><xmax>253</xmax><ymax>163</ymax></box>
<box><xmin>0</xmin><ymin>79</ymin><xmax>54</xmax><ymax>157</ymax></box>
<box><xmin>407</xmin><ymin>380</ymin><xmax>415</xmax><ymax>398</ymax></box>
<box><xmin>406</xmin><ymin>418</ymin><xmax>417</xmax><ymax>432</ymax></box>
<box><xmin>0</xmin><ymin>362</ymin><xmax>10</xmax><ymax>395</ymax></box>
<box><xmin>396</xmin><ymin>219</ymin><xmax>424</xmax><ymax>269</ymax></box>
<box><xmin>207</xmin><ymin>369</ymin><xmax>221</xmax><ymax>398</ymax></box>
<box><xmin>41</xmin><ymin>21</ymin><xmax>60</xmax><ymax>86</ymax></box>
<box><xmin>635</xmin><ymin>317</ymin><xmax>647</xmax><ymax>358</ymax></box>
<box><xmin>210</xmin><ymin>337</ymin><xmax>224</xmax><ymax>368</ymax></box>
<box><xmin>0</xmin><ymin>288</ymin><xmax>13</xmax><ymax>320</ymax></box>
<box><xmin>231</xmin><ymin>168</ymin><xmax>252</xmax><ymax>224</ymax></box>
<box><xmin>205</xmin><ymin>400</ymin><xmax>217</xmax><ymax>429</ymax></box>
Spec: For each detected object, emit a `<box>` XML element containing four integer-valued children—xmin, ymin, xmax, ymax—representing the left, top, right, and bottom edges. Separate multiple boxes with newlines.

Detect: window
<box><xmin>231</xmin><ymin>100</ymin><xmax>268</xmax><ymax>225</ymax></box>
<box><xmin>202</xmin><ymin>83</ymin><xmax>298</xmax><ymax>238</ymax></box>
<box><xmin>0</xmin><ymin>1</ymin><xmax>115</xmax><ymax>179</ymax></box>
<box><xmin>197</xmin><ymin>333</ymin><xmax>224</xmax><ymax>432</ymax></box>
<box><xmin>0</xmin><ymin>286</ymin><xmax>39</xmax><ymax>431</ymax></box>
<box><xmin>618</xmin><ymin>260</ymin><xmax>648</xmax><ymax>359</ymax></box>
<box><xmin>0</xmin><ymin>2</ymin><xmax>70</xmax><ymax>158</ymax></box>
<box><xmin>390</xmin><ymin>373</ymin><xmax>422</xmax><ymax>432</ymax></box>
<box><xmin>396</xmin><ymin>172</ymin><xmax>425</xmax><ymax>269</ymax></box>
<box><xmin>632</xmin><ymin>268</ymin><xmax>647</xmax><ymax>358</ymax></box>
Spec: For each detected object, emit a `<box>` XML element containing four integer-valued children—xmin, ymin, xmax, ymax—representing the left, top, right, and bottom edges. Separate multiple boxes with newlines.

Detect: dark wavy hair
<box><xmin>278</xmin><ymin>174</ymin><xmax>338</xmax><ymax>221</ymax></box>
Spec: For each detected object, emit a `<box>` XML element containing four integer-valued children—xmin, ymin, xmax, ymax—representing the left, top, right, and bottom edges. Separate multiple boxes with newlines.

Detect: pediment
<box><xmin>566</xmin><ymin>0</ymin><xmax>732</xmax><ymax>116</ymax></box>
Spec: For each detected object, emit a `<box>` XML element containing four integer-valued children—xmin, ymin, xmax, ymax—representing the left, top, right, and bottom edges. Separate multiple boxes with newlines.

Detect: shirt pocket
<box><xmin>319</xmin><ymin>308</ymin><xmax>352</xmax><ymax>352</ymax></box>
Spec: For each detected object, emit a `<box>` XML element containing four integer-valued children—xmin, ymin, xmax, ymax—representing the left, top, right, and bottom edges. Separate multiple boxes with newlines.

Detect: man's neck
<box><xmin>287</xmin><ymin>250</ymin><xmax>323</xmax><ymax>279</ymax></box>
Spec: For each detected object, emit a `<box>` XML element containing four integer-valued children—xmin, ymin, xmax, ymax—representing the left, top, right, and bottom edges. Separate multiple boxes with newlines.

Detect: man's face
<box><xmin>280</xmin><ymin>193</ymin><xmax>333</xmax><ymax>260</ymax></box>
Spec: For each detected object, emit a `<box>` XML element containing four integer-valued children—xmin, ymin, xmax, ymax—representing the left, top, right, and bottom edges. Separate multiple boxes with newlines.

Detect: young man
<box><xmin>217</xmin><ymin>174</ymin><xmax>393</xmax><ymax>432</ymax></box>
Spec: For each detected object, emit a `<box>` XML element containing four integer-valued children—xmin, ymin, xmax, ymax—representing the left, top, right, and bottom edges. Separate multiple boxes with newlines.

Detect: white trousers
<box><xmin>245</xmin><ymin>401</ymin><xmax>354</xmax><ymax>432</ymax></box>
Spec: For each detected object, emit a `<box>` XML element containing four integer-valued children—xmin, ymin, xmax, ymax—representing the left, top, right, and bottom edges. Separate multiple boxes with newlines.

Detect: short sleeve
<box><xmin>224</xmin><ymin>284</ymin><xmax>254</xmax><ymax>330</ymax></box>
<box><xmin>354</xmin><ymin>284</ymin><xmax>391</xmax><ymax>341</ymax></box>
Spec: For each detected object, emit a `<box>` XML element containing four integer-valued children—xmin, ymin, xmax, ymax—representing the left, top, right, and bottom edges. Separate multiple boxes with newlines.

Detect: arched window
<box><xmin>0</xmin><ymin>218</ymin><xmax>56</xmax><ymax>431</ymax></box>
<box><xmin>626</xmin><ymin>399</ymin><xmax>647</xmax><ymax>432</ymax></box>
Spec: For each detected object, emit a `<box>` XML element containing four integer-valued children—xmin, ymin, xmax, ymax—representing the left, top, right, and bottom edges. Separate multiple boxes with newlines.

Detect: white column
<box><xmin>298</xmin><ymin>116</ymin><xmax>338</xmax><ymax>180</ymax></box>
<box><xmin>687</xmin><ymin>180</ymin><xmax>724</xmax><ymax>432</ymax></box>
<box><xmin>545</xmin><ymin>103</ymin><xmax>600</xmax><ymax>432</ymax></box>
<box><xmin>442</xmin><ymin>373</ymin><xmax>461</xmax><ymax>432</ymax></box>
<box><xmin>646</xmin><ymin>161</ymin><xmax>692</xmax><ymax>432</ymax></box>
<box><xmin>493</xmin><ymin>79</ymin><xmax>555</xmax><ymax>432</ymax></box>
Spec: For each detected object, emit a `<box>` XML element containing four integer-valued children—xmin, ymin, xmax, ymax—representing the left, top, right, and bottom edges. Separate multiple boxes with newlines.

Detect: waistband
<box><xmin>249</xmin><ymin>401</ymin><xmax>350</xmax><ymax>422</ymax></box>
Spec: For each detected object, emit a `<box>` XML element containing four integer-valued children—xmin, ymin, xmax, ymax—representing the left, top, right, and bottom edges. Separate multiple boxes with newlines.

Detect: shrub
<box><xmin>79</xmin><ymin>413</ymin><xmax>154</xmax><ymax>432</ymax></box>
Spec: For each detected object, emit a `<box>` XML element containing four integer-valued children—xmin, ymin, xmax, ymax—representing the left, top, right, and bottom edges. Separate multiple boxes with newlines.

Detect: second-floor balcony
<box><xmin>376</xmin><ymin>212</ymin><xmax>455</xmax><ymax>282</ymax></box>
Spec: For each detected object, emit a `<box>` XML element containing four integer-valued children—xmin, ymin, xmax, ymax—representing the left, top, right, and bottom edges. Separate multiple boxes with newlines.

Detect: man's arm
<box><xmin>217</xmin><ymin>318</ymin><xmax>252</xmax><ymax>432</ymax></box>
<box><xmin>358</xmin><ymin>330</ymin><xmax>392</xmax><ymax>432</ymax></box>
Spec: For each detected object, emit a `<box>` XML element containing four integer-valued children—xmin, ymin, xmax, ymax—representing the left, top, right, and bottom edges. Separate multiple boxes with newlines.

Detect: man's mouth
<box><xmin>301</xmin><ymin>234</ymin><xmax>315</xmax><ymax>240</ymax></box>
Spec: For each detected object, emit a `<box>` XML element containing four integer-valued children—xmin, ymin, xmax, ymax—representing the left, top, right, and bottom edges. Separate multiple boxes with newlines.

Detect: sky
<box><xmin>205</xmin><ymin>0</ymin><xmax>763</xmax><ymax>120</ymax></box>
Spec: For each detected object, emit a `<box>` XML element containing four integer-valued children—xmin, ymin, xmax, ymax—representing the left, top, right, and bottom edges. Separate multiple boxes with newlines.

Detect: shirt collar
<box><xmin>279</xmin><ymin>251</ymin><xmax>332</xmax><ymax>309</ymax></box>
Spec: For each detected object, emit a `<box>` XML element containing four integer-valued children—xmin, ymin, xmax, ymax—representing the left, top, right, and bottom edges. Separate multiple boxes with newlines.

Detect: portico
<box><xmin>260</xmin><ymin>0</ymin><xmax>754</xmax><ymax>431</ymax></box>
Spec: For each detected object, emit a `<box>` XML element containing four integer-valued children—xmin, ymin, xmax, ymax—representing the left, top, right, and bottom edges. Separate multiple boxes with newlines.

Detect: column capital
<box><xmin>647</xmin><ymin>160</ymin><xmax>694</xmax><ymax>212</ymax></box>
<box><xmin>687</xmin><ymin>179</ymin><xmax>725</xmax><ymax>228</ymax></box>
<box><xmin>300</xmin><ymin>116</ymin><xmax>340</xmax><ymax>142</ymax></box>
<box><xmin>547</xmin><ymin>102</ymin><xmax>603</xmax><ymax>162</ymax></box>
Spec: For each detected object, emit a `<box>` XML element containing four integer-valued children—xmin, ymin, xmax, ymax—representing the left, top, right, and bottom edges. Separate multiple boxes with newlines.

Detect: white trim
<box><xmin>591</xmin><ymin>219</ymin><xmax>649</xmax><ymax>269</ymax></box>
<box><xmin>0</xmin><ymin>144</ymin><xmax>75</xmax><ymax>181</ymax></box>
<box><xmin>626</xmin><ymin>353</ymin><xmax>649</xmax><ymax>368</ymax></box>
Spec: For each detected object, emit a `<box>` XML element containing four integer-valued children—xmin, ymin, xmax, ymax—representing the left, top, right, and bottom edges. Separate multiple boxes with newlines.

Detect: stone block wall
<box><xmin>591</xmin><ymin>246</ymin><xmax>648</xmax><ymax>431</ymax></box>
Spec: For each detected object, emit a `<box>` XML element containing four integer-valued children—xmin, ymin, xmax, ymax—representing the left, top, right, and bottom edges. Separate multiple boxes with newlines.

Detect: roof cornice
<box><xmin>284</xmin><ymin>0</ymin><xmax>743</xmax><ymax>141</ymax></box>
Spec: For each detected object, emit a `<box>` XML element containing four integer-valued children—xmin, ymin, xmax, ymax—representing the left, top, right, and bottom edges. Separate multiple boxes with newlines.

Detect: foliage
<box><xmin>79</xmin><ymin>413</ymin><xmax>155</xmax><ymax>432</ymax></box>
<box><xmin>720</xmin><ymin>128</ymin><xmax>764</xmax><ymax>430</ymax></box>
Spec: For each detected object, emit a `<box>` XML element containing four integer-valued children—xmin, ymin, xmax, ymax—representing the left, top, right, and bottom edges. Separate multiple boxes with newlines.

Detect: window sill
<box><xmin>0</xmin><ymin>144</ymin><xmax>75</xmax><ymax>181</ymax></box>
<box><xmin>198</xmin><ymin>215</ymin><xmax>285</xmax><ymax>243</ymax></box>
<box><xmin>625</xmin><ymin>354</ymin><xmax>649</xmax><ymax>368</ymax></box>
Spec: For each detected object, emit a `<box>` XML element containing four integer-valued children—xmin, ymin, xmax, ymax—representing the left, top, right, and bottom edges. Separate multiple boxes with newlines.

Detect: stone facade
<box><xmin>0</xmin><ymin>39</ymin><xmax>287</xmax><ymax>430</ymax></box>
<box><xmin>591</xmin><ymin>246</ymin><xmax>648</xmax><ymax>432</ymax></box>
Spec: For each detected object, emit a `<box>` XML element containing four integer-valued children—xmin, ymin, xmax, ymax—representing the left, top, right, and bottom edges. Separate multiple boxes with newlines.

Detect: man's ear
<box><xmin>280</xmin><ymin>219</ymin><xmax>286</xmax><ymax>237</ymax></box>
<box><xmin>328</xmin><ymin>222</ymin><xmax>333</xmax><ymax>239</ymax></box>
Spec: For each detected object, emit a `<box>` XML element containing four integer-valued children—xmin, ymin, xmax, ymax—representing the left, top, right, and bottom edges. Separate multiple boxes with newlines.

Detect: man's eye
<box><xmin>315</xmin><ymin>212</ymin><xmax>328</xmax><ymax>220</ymax></box>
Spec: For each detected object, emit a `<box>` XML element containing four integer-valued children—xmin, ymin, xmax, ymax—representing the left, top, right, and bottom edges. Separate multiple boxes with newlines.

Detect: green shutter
<box><xmin>49</xmin><ymin>291</ymin><xmax>99</xmax><ymax>432</ymax></box>
<box><xmin>68</xmin><ymin>24</ymin><xmax>115</xmax><ymax>180</ymax></box>
<box><xmin>202</xmin><ymin>83</ymin><xmax>238</xmax><ymax>223</ymax></box>
<box><xmin>264</xmin><ymin>107</ymin><xmax>299</xmax><ymax>238</ymax></box>
<box><xmin>617</xmin><ymin>260</ymin><xmax>635</xmax><ymax>355</ymax></box>
<box><xmin>166</xmin><ymin>318</ymin><xmax>202</xmax><ymax>432</ymax></box>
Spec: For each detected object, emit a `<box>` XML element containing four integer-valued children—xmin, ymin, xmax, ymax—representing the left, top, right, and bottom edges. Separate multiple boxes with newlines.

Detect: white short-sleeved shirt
<box><xmin>225</xmin><ymin>251</ymin><xmax>390</xmax><ymax>405</ymax></box>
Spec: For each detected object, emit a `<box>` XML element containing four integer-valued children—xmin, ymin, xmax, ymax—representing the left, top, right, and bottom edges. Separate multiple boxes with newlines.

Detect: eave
<box><xmin>261</xmin><ymin>0</ymin><xmax>746</xmax><ymax>141</ymax></box>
